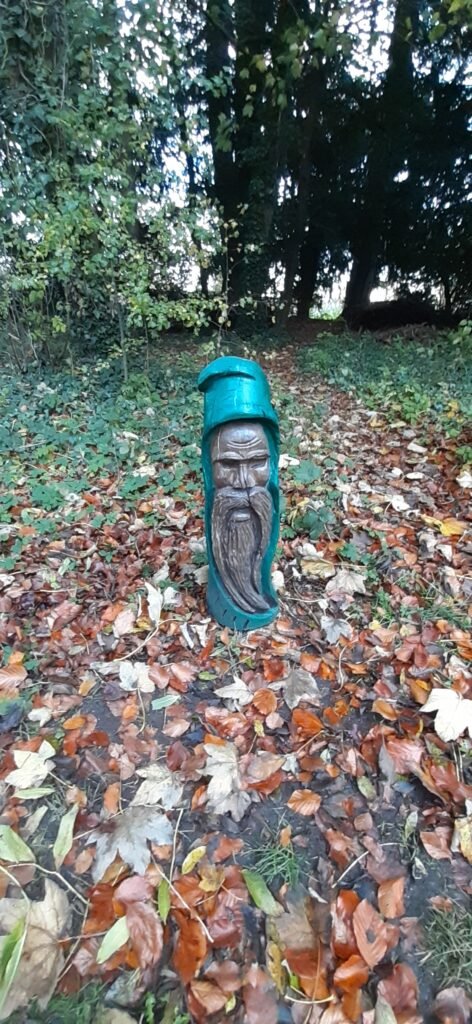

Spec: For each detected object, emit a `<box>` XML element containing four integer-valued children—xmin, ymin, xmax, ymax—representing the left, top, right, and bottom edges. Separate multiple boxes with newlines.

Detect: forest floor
<box><xmin>0</xmin><ymin>329</ymin><xmax>471</xmax><ymax>1024</ymax></box>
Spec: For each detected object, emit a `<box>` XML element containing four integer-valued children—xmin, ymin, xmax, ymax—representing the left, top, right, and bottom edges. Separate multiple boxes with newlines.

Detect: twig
<box><xmin>16</xmin><ymin>862</ymin><xmax>89</xmax><ymax>907</ymax></box>
<box><xmin>113</xmin><ymin>624</ymin><xmax>160</xmax><ymax>661</ymax></box>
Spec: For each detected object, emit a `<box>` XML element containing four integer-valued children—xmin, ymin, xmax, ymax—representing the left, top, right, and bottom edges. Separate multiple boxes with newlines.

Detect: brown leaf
<box><xmin>243</xmin><ymin>965</ymin><xmax>278</xmax><ymax>1024</ymax></box>
<box><xmin>213</xmin><ymin>835</ymin><xmax>244</xmax><ymax>862</ymax></box>
<box><xmin>252</xmin><ymin>689</ymin><xmax>277</xmax><ymax>715</ymax></box>
<box><xmin>172</xmin><ymin>914</ymin><xmax>208</xmax><ymax>983</ymax></box>
<box><xmin>188</xmin><ymin>980</ymin><xmax>227</xmax><ymax>1016</ymax></box>
<box><xmin>0</xmin><ymin>663</ymin><xmax>28</xmax><ymax>687</ymax></box>
<box><xmin>292</xmin><ymin>708</ymin><xmax>324</xmax><ymax>737</ymax></box>
<box><xmin>432</xmin><ymin>987</ymin><xmax>472</xmax><ymax>1024</ymax></box>
<box><xmin>352</xmin><ymin>899</ymin><xmax>388</xmax><ymax>968</ymax></box>
<box><xmin>377</xmin><ymin>963</ymin><xmax>419</xmax><ymax>1013</ymax></box>
<box><xmin>333</xmin><ymin>953</ymin><xmax>369</xmax><ymax>993</ymax></box>
<box><xmin>287</xmin><ymin>789</ymin><xmax>321</xmax><ymax>816</ymax></box>
<box><xmin>420</xmin><ymin>827</ymin><xmax>453</xmax><ymax>861</ymax></box>
<box><xmin>126</xmin><ymin>903</ymin><xmax>163</xmax><ymax>969</ymax></box>
<box><xmin>377</xmin><ymin>877</ymin><xmax>405</xmax><ymax>919</ymax></box>
<box><xmin>205</xmin><ymin>959</ymin><xmax>242</xmax><ymax>993</ymax></box>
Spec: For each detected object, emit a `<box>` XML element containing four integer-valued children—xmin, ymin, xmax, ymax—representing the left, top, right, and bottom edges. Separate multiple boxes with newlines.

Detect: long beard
<box><xmin>211</xmin><ymin>487</ymin><xmax>273</xmax><ymax>614</ymax></box>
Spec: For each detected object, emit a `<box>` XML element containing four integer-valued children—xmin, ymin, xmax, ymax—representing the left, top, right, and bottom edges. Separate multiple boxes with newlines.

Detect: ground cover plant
<box><xmin>0</xmin><ymin>331</ymin><xmax>471</xmax><ymax>1024</ymax></box>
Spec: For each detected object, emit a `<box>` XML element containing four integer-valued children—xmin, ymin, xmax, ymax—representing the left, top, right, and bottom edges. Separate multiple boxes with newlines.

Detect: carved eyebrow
<box><xmin>216</xmin><ymin>450</ymin><xmax>268</xmax><ymax>462</ymax></box>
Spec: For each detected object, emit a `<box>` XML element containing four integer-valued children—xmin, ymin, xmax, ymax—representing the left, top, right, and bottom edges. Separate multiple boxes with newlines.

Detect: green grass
<box><xmin>249</xmin><ymin>837</ymin><xmax>302</xmax><ymax>887</ymax></box>
<box><xmin>298</xmin><ymin>326</ymin><xmax>472</xmax><ymax>435</ymax></box>
<box><xmin>423</xmin><ymin>905</ymin><xmax>472</xmax><ymax>988</ymax></box>
<box><xmin>13</xmin><ymin>984</ymin><xmax>105</xmax><ymax>1023</ymax></box>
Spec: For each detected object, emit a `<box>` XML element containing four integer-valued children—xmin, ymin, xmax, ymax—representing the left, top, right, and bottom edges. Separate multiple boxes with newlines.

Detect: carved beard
<box><xmin>211</xmin><ymin>487</ymin><xmax>273</xmax><ymax>614</ymax></box>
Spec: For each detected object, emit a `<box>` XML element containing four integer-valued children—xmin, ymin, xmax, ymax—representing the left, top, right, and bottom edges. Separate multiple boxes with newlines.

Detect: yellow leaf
<box><xmin>454</xmin><ymin>816</ymin><xmax>472</xmax><ymax>864</ymax></box>
<box><xmin>439</xmin><ymin>517</ymin><xmax>468</xmax><ymax>537</ymax></box>
<box><xmin>181</xmin><ymin>845</ymin><xmax>206</xmax><ymax>875</ymax></box>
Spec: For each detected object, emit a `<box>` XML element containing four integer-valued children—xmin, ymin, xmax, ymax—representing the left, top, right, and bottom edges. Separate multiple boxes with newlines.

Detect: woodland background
<box><xmin>1</xmin><ymin>0</ymin><xmax>471</xmax><ymax>368</ymax></box>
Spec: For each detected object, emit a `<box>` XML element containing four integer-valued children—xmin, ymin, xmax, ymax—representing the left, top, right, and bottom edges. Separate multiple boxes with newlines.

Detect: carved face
<box><xmin>210</xmin><ymin>421</ymin><xmax>273</xmax><ymax>615</ymax></box>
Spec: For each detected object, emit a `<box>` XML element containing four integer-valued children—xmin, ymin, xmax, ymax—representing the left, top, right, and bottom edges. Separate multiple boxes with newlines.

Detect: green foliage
<box><xmin>9</xmin><ymin>983</ymin><xmax>105</xmax><ymax>1023</ymax></box>
<box><xmin>299</xmin><ymin>330</ymin><xmax>472</xmax><ymax>433</ymax></box>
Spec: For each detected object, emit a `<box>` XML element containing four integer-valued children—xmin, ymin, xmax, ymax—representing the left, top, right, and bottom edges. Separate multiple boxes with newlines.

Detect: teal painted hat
<box><xmin>198</xmin><ymin>356</ymin><xmax>278</xmax><ymax>440</ymax></box>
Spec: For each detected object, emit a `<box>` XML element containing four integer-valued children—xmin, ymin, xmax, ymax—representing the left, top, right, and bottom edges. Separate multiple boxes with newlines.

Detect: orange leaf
<box><xmin>287</xmin><ymin>789</ymin><xmax>321</xmax><ymax>816</ymax></box>
<box><xmin>331</xmin><ymin>889</ymin><xmax>360</xmax><ymax>960</ymax></box>
<box><xmin>285</xmin><ymin>947</ymin><xmax>330</xmax><ymax>1001</ymax></box>
<box><xmin>377</xmin><ymin>876</ymin><xmax>405</xmax><ymax>919</ymax></box>
<box><xmin>372</xmin><ymin>699</ymin><xmax>398</xmax><ymax>722</ymax></box>
<box><xmin>103</xmin><ymin>782</ymin><xmax>121</xmax><ymax>815</ymax></box>
<box><xmin>252</xmin><ymin>689</ymin><xmax>277</xmax><ymax>715</ymax></box>
<box><xmin>279</xmin><ymin>826</ymin><xmax>292</xmax><ymax>848</ymax></box>
<box><xmin>0</xmin><ymin>664</ymin><xmax>27</xmax><ymax>686</ymax></box>
<box><xmin>333</xmin><ymin>953</ymin><xmax>369</xmax><ymax>992</ymax></box>
<box><xmin>213</xmin><ymin>836</ymin><xmax>244</xmax><ymax>862</ymax></box>
<box><xmin>292</xmin><ymin>708</ymin><xmax>323</xmax><ymax>737</ymax></box>
<box><xmin>352</xmin><ymin>899</ymin><xmax>388</xmax><ymax>968</ymax></box>
<box><xmin>173</xmin><ymin>915</ymin><xmax>208</xmax><ymax>984</ymax></box>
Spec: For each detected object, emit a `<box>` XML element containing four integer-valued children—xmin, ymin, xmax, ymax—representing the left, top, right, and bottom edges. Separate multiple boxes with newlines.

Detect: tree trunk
<box><xmin>295</xmin><ymin>230</ymin><xmax>321</xmax><ymax>319</ymax></box>
<box><xmin>343</xmin><ymin>253</ymin><xmax>376</xmax><ymax>321</ymax></box>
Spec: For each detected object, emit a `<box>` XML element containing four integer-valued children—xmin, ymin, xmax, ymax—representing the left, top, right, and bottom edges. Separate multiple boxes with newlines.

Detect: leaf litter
<box><xmin>0</xmin><ymin>346</ymin><xmax>471</xmax><ymax>1020</ymax></box>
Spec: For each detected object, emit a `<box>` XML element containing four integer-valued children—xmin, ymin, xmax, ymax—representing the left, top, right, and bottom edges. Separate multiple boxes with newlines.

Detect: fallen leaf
<box><xmin>144</xmin><ymin>582</ymin><xmax>163</xmax><ymax>625</ymax></box>
<box><xmin>321</xmin><ymin>615</ymin><xmax>353</xmax><ymax>643</ymax></box>
<box><xmin>0</xmin><ymin>880</ymin><xmax>70</xmax><ymax>1019</ymax></box>
<box><xmin>0</xmin><ymin>665</ymin><xmax>27</xmax><ymax>687</ymax></box>
<box><xmin>432</xmin><ymin>987</ymin><xmax>472</xmax><ymax>1024</ymax></box>
<box><xmin>352</xmin><ymin>899</ymin><xmax>388</xmax><ymax>968</ymax></box>
<box><xmin>52</xmin><ymin>804</ymin><xmax>79</xmax><ymax>869</ymax></box>
<box><xmin>173</xmin><ymin>915</ymin><xmax>208</xmax><ymax>984</ymax></box>
<box><xmin>420</xmin><ymin>828</ymin><xmax>453</xmax><ymax>861</ymax></box>
<box><xmin>292</xmin><ymin>708</ymin><xmax>323</xmax><ymax>737</ymax></box>
<box><xmin>421</xmin><ymin>688</ymin><xmax>472</xmax><ymax>742</ymax></box>
<box><xmin>112</xmin><ymin>606</ymin><xmax>136</xmax><ymax>637</ymax></box>
<box><xmin>331</xmin><ymin>889</ymin><xmax>360</xmax><ymax>959</ymax></box>
<box><xmin>88</xmin><ymin>807</ymin><xmax>173</xmax><ymax>881</ymax></box>
<box><xmin>126</xmin><ymin>902</ymin><xmax>163</xmax><ymax>969</ymax></box>
<box><xmin>287</xmin><ymin>789</ymin><xmax>321</xmax><ymax>816</ymax></box>
<box><xmin>0</xmin><ymin>827</ymin><xmax>35</xmax><ymax>864</ymax></box>
<box><xmin>377</xmin><ymin>963</ymin><xmax>418</xmax><ymax>1013</ymax></box>
<box><xmin>452</xmin><ymin>816</ymin><xmax>472</xmax><ymax>864</ymax></box>
<box><xmin>333</xmin><ymin>953</ymin><xmax>369</xmax><ymax>992</ymax></box>
<box><xmin>118</xmin><ymin>661</ymin><xmax>154</xmax><ymax>693</ymax></box>
<box><xmin>96</xmin><ymin>916</ymin><xmax>129</xmax><ymax>965</ymax></box>
<box><xmin>130</xmin><ymin>764</ymin><xmax>183</xmax><ymax>809</ymax></box>
<box><xmin>200</xmin><ymin>741</ymin><xmax>253</xmax><ymax>821</ymax></box>
<box><xmin>181</xmin><ymin>846</ymin><xmax>207</xmax><ymax>874</ymax></box>
<box><xmin>4</xmin><ymin>742</ymin><xmax>56</xmax><ymax>789</ymax></box>
<box><xmin>242</xmin><ymin>870</ymin><xmax>282</xmax><ymax>916</ymax></box>
<box><xmin>326</xmin><ymin>569</ymin><xmax>366</xmax><ymax>598</ymax></box>
<box><xmin>301</xmin><ymin>559</ymin><xmax>336</xmax><ymax>579</ymax></box>
<box><xmin>243</xmin><ymin>964</ymin><xmax>278</xmax><ymax>1024</ymax></box>
<box><xmin>188</xmin><ymin>979</ymin><xmax>227</xmax><ymax>1016</ymax></box>
<box><xmin>252</xmin><ymin>689</ymin><xmax>277</xmax><ymax>715</ymax></box>
<box><xmin>283</xmin><ymin>668</ymin><xmax>321</xmax><ymax>710</ymax></box>
<box><xmin>377</xmin><ymin>877</ymin><xmax>405</xmax><ymax>919</ymax></box>
<box><xmin>214</xmin><ymin>678</ymin><xmax>253</xmax><ymax>706</ymax></box>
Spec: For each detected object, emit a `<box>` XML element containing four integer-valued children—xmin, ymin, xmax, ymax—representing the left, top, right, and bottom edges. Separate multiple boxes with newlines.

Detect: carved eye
<box><xmin>220</xmin><ymin>459</ymin><xmax>237</xmax><ymax>469</ymax></box>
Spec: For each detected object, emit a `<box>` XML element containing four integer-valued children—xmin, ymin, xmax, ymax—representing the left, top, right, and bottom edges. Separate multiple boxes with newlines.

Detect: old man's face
<box><xmin>210</xmin><ymin>421</ymin><xmax>273</xmax><ymax>614</ymax></box>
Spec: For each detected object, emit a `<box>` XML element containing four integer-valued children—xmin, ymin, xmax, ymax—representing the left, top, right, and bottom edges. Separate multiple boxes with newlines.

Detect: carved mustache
<box><xmin>211</xmin><ymin>486</ymin><xmax>272</xmax><ymax>614</ymax></box>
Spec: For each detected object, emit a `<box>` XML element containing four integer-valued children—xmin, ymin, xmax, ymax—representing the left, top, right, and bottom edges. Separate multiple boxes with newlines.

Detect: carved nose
<box><xmin>236</xmin><ymin>463</ymin><xmax>250</xmax><ymax>488</ymax></box>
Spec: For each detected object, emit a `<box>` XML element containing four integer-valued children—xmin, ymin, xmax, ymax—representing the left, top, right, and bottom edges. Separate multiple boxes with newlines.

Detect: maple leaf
<box><xmin>5</xmin><ymin>741</ymin><xmax>55</xmax><ymax>789</ymax></box>
<box><xmin>200</xmin><ymin>742</ymin><xmax>254</xmax><ymax>822</ymax></box>
<box><xmin>214</xmin><ymin>677</ymin><xmax>253</xmax><ymax>707</ymax></box>
<box><xmin>282</xmin><ymin>668</ymin><xmax>321</xmax><ymax>710</ymax></box>
<box><xmin>421</xmin><ymin>688</ymin><xmax>472</xmax><ymax>742</ymax></box>
<box><xmin>320</xmin><ymin>615</ymin><xmax>352</xmax><ymax>643</ymax></box>
<box><xmin>326</xmin><ymin>568</ymin><xmax>366</xmax><ymax>599</ymax></box>
<box><xmin>118</xmin><ymin>661</ymin><xmax>154</xmax><ymax>693</ymax></box>
<box><xmin>88</xmin><ymin>807</ymin><xmax>173</xmax><ymax>881</ymax></box>
<box><xmin>130</xmin><ymin>764</ymin><xmax>183</xmax><ymax>809</ymax></box>
<box><xmin>0</xmin><ymin>880</ymin><xmax>70</xmax><ymax>1020</ymax></box>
